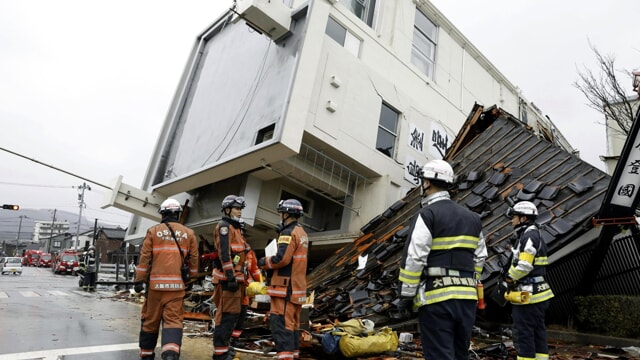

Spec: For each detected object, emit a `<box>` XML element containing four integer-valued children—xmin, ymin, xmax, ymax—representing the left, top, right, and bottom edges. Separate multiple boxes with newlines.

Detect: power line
<box><xmin>0</xmin><ymin>145</ymin><xmax>161</xmax><ymax>208</ymax></box>
<box><xmin>0</xmin><ymin>181</ymin><xmax>73</xmax><ymax>189</ymax></box>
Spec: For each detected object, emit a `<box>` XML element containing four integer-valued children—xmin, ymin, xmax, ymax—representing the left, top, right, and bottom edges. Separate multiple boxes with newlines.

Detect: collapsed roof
<box><xmin>307</xmin><ymin>104</ymin><xmax>640</xmax><ymax>326</ymax></box>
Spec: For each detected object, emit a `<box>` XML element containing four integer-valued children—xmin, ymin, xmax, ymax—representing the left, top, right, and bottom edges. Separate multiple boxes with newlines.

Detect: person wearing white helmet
<box><xmin>505</xmin><ymin>201</ymin><xmax>554</xmax><ymax>360</ymax></box>
<box><xmin>398</xmin><ymin>159</ymin><xmax>487</xmax><ymax>360</ymax></box>
<box><xmin>135</xmin><ymin>198</ymin><xmax>199</xmax><ymax>360</ymax></box>
<box><xmin>81</xmin><ymin>245</ymin><xmax>97</xmax><ymax>292</ymax></box>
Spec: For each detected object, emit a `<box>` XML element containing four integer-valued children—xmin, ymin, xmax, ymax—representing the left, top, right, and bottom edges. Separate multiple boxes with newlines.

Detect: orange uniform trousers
<box><xmin>269</xmin><ymin>296</ymin><xmax>302</xmax><ymax>360</ymax></box>
<box><xmin>139</xmin><ymin>289</ymin><xmax>185</xmax><ymax>357</ymax></box>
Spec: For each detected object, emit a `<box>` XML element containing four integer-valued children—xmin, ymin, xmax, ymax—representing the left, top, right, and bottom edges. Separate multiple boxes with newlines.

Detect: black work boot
<box><xmin>140</xmin><ymin>356</ymin><xmax>155</xmax><ymax>360</ymax></box>
<box><xmin>161</xmin><ymin>351</ymin><xmax>179</xmax><ymax>360</ymax></box>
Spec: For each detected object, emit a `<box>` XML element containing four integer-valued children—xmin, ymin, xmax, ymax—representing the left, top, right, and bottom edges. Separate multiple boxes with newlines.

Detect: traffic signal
<box><xmin>2</xmin><ymin>204</ymin><xmax>19</xmax><ymax>210</ymax></box>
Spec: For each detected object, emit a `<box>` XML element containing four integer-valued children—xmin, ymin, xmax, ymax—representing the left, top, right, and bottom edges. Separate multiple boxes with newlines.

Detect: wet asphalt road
<box><xmin>0</xmin><ymin>265</ymin><xmax>140</xmax><ymax>359</ymax></box>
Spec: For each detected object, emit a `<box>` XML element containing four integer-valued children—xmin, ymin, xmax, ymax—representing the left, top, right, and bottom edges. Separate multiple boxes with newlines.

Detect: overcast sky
<box><xmin>1</xmin><ymin>0</ymin><xmax>638</xmax><ymax>229</ymax></box>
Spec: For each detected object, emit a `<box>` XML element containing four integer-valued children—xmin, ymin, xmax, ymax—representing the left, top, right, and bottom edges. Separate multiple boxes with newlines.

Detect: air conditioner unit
<box><xmin>233</xmin><ymin>0</ymin><xmax>292</xmax><ymax>41</ymax></box>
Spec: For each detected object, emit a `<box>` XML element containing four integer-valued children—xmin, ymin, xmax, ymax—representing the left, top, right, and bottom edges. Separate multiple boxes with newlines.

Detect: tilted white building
<box><xmin>105</xmin><ymin>0</ymin><xmax>576</xmax><ymax>263</ymax></box>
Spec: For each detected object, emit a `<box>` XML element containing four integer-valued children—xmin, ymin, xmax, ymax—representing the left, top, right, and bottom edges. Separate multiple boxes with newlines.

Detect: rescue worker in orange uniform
<box><xmin>230</xmin><ymin>245</ymin><xmax>262</xmax><ymax>347</ymax></box>
<box><xmin>211</xmin><ymin>195</ymin><xmax>250</xmax><ymax>360</ymax></box>
<box><xmin>258</xmin><ymin>199</ymin><xmax>309</xmax><ymax>360</ymax></box>
<box><xmin>135</xmin><ymin>198</ymin><xmax>199</xmax><ymax>360</ymax></box>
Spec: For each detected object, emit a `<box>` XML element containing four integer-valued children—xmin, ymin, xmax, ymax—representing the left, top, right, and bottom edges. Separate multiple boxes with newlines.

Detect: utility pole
<box><xmin>75</xmin><ymin>182</ymin><xmax>91</xmax><ymax>250</ymax></box>
<box><xmin>16</xmin><ymin>215</ymin><xmax>26</xmax><ymax>256</ymax></box>
<box><xmin>48</xmin><ymin>209</ymin><xmax>57</xmax><ymax>254</ymax></box>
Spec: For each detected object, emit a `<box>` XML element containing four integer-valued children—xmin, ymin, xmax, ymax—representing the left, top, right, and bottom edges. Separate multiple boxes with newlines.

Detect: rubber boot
<box><xmin>161</xmin><ymin>350</ymin><xmax>179</xmax><ymax>360</ymax></box>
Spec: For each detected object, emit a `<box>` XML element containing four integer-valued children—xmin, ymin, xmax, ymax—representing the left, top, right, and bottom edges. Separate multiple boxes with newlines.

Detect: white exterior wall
<box><xmin>604</xmin><ymin>98</ymin><xmax>640</xmax><ymax>174</ymax></box>
<box><xmin>283</xmin><ymin>0</ymin><xmax>529</xmax><ymax>231</ymax></box>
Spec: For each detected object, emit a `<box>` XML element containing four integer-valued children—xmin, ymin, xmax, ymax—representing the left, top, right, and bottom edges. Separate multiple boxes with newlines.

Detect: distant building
<box><xmin>108</xmin><ymin>0</ymin><xmax>577</xmax><ymax>264</ymax></box>
<box><xmin>94</xmin><ymin>226</ymin><xmax>128</xmax><ymax>263</ymax></box>
<box><xmin>34</xmin><ymin>220</ymin><xmax>69</xmax><ymax>249</ymax></box>
<box><xmin>601</xmin><ymin>95</ymin><xmax>640</xmax><ymax>175</ymax></box>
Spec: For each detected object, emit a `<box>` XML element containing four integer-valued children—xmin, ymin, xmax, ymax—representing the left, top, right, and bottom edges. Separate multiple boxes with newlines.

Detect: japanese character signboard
<box><xmin>408</xmin><ymin>123</ymin><xmax>425</xmax><ymax>153</ymax></box>
<box><xmin>404</xmin><ymin>155</ymin><xmax>422</xmax><ymax>186</ymax></box>
<box><xmin>611</xmin><ymin>141</ymin><xmax>640</xmax><ymax>208</ymax></box>
<box><xmin>429</xmin><ymin>122</ymin><xmax>450</xmax><ymax>159</ymax></box>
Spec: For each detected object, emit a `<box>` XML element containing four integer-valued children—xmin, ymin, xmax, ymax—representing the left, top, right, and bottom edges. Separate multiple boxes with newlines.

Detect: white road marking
<box><xmin>0</xmin><ymin>292</ymin><xmax>7</xmax><ymax>298</ymax></box>
<box><xmin>19</xmin><ymin>291</ymin><xmax>39</xmax><ymax>297</ymax></box>
<box><xmin>46</xmin><ymin>290</ymin><xmax>69</xmax><ymax>296</ymax></box>
<box><xmin>0</xmin><ymin>342</ymin><xmax>139</xmax><ymax>360</ymax></box>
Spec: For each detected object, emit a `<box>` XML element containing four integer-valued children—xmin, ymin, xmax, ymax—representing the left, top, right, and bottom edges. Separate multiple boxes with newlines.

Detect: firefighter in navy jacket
<box><xmin>398</xmin><ymin>160</ymin><xmax>487</xmax><ymax>360</ymax></box>
<box><xmin>81</xmin><ymin>245</ymin><xmax>97</xmax><ymax>292</ymax></box>
<box><xmin>506</xmin><ymin>201</ymin><xmax>554</xmax><ymax>360</ymax></box>
<box><xmin>258</xmin><ymin>199</ymin><xmax>308</xmax><ymax>360</ymax></box>
<box><xmin>211</xmin><ymin>195</ymin><xmax>250</xmax><ymax>360</ymax></box>
<box><xmin>135</xmin><ymin>199</ymin><xmax>199</xmax><ymax>360</ymax></box>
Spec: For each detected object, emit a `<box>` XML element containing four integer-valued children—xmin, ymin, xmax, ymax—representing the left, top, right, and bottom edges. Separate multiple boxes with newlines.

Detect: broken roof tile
<box><xmin>524</xmin><ymin>179</ymin><xmax>546</xmax><ymax>193</ymax></box>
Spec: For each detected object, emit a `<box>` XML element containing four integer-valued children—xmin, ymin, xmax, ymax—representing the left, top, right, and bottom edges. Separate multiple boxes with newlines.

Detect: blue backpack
<box><xmin>321</xmin><ymin>332</ymin><xmax>342</xmax><ymax>354</ymax></box>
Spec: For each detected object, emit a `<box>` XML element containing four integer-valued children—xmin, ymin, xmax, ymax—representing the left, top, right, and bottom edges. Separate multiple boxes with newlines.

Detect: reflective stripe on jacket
<box><xmin>508</xmin><ymin>225</ymin><xmax>554</xmax><ymax>304</ymax></box>
<box><xmin>399</xmin><ymin>191</ymin><xmax>487</xmax><ymax>307</ymax></box>
<box><xmin>263</xmin><ymin>222</ymin><xmax>309</xmax><ymax>304</ymax></box>
<box><xmin>135</xmin><ymin>221</ymin><xmax>199</xmax><ymax>291</ymax></box>
<box><xmin>211</xmin><ymin>218</ymin><xmax>248</xmax><ymax>283</ymax></box>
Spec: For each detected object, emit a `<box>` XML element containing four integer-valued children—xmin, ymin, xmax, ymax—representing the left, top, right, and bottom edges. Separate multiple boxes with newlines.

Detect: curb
<box><xmin>548</xmin><ymin>330</ymin><xmax>640</xmax><ymax>348</ymax></box>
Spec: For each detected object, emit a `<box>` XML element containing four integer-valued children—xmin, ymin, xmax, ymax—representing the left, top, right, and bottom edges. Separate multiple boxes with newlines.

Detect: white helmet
<box><xmin>158</xmin><ymin>198</ymin><xmax>182</xmax><ymax>214</ymax></box>
<box><xmin>421</xmin><ymin>160</ymin><xmax>455</xmax><ymax>184</ymax></box>
<box><xmin>508</xmin><ymin>201</ymin><xmax>538</xmax><ymax>217</ymax></box>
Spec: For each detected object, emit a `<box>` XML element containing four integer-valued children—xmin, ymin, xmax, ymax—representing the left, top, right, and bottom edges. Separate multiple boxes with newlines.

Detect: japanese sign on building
<box><xmin>611</xmin><ymin>140</ymin><xmax>640</xmax><ymax>208</ymax></box>
<box><xmin>408</xmin><ymin>123</ymin><xmax>425</xmax><ymax>153</ymax></box>
<box><xmin>429</xmin><ymin>122</ymin><xmax>450</xmax><ymax>159</ymax></box>
<box><xmin>404</xmin><ymin>154</ymin><xmax>422</xmax><ymax>185</ymax></box>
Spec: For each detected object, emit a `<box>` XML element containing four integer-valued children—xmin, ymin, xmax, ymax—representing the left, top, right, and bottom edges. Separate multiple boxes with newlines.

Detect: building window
<box><xmin>53</xmin><ymin>241</ymin><xmax>61</xmax><ymax>248</ymax></box>
<box><xmin>376</xmin><ymin>103</ymin><xmax>399</xmax><ymax>157</ymax></box>
<box><xmin>411</xmin><ymin>9</ymin><xmax>437</xmax><ymax>78</ymax></box>
<box><xmin>255</xmin><ymin>124</ymin><xmax>275</xmax><ymax>145</ymax></box>
<box><xmin>339</xmin><ymin>0</ymin><xmax>377</xmax><ymax>27</ymax></box>
<box><xmin>325</xmin><ymin>17</ymin><xmax>361</xmax><ymax>57</ymax></box>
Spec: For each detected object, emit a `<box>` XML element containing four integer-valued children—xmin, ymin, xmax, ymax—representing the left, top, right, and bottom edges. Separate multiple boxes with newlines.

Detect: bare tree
<box><xmin>574</xmin><ymin>44</ymin><xmax>636</xmax><ymax>136</ymax></box>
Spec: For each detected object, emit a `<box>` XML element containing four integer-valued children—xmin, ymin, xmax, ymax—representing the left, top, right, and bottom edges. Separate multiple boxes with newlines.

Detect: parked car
<box><xmin>52</xmin><ymin>250</ymin><xmax>78</xmax><ymax>275</ymax></box>
<box><xmin>38</xmin><ymin>253</ymin><xmax>53</xmax><ymax>268</ymax></box>
<box><xmin>1</xmin><ymin>257</ymin><xmax>23</xmax><ymax>275</ymax></box>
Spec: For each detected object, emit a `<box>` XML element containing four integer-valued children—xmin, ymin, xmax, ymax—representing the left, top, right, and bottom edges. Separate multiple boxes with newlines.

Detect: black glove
<box><xmin>258</xmin><ymin>257</ymin><xmax>266</xmax><ymax>268</ymax></box>
<box><xmin>134</xmin><ymin>282</ymin><xmax>145</xmax><ymax>293</ymax></box>
<box><xmin>397</xmin><ymin>297</ymin><xmax>414</xmax><ymax>313</ymax></box>
<box><xmin>225</xmin><ymin>270</ymin><xmax>238</xmax><ymax>292</ymax></box>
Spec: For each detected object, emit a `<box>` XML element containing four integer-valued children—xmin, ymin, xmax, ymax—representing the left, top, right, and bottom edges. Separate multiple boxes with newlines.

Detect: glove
<box><xmin>134</xmin><ymin>282</ymin><xmax>145</xmax><ymax>293</ymax></box>
<box><xmin>258</xmin><ymin>257</ymin><xmax>266</xmax><ymax>268</ymax></box>
<box><xmin>505</xmin><ymin>277</ymin><xmax>517</xmax><ymax>290</ymax></box>
<box><xmin>225</xmin><ymin>270</ymin><xmax>238</xmax><ymax>292</ymax></box>
<box><xmin>397</xmin><ymin>297</ymin><xmax>414</xmax><ymax>313</ymax></box>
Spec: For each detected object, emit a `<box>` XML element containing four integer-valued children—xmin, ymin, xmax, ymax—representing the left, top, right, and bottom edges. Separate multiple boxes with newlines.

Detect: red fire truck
<box><xmin>52</xmin><ymin>250</ymin><xmax>78</xmax><ymax>275</ymax></box>
<box><xmin>22</xmin><ymin>250</ymin><xmax>43</xmax><ymax>267</ymax></box>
